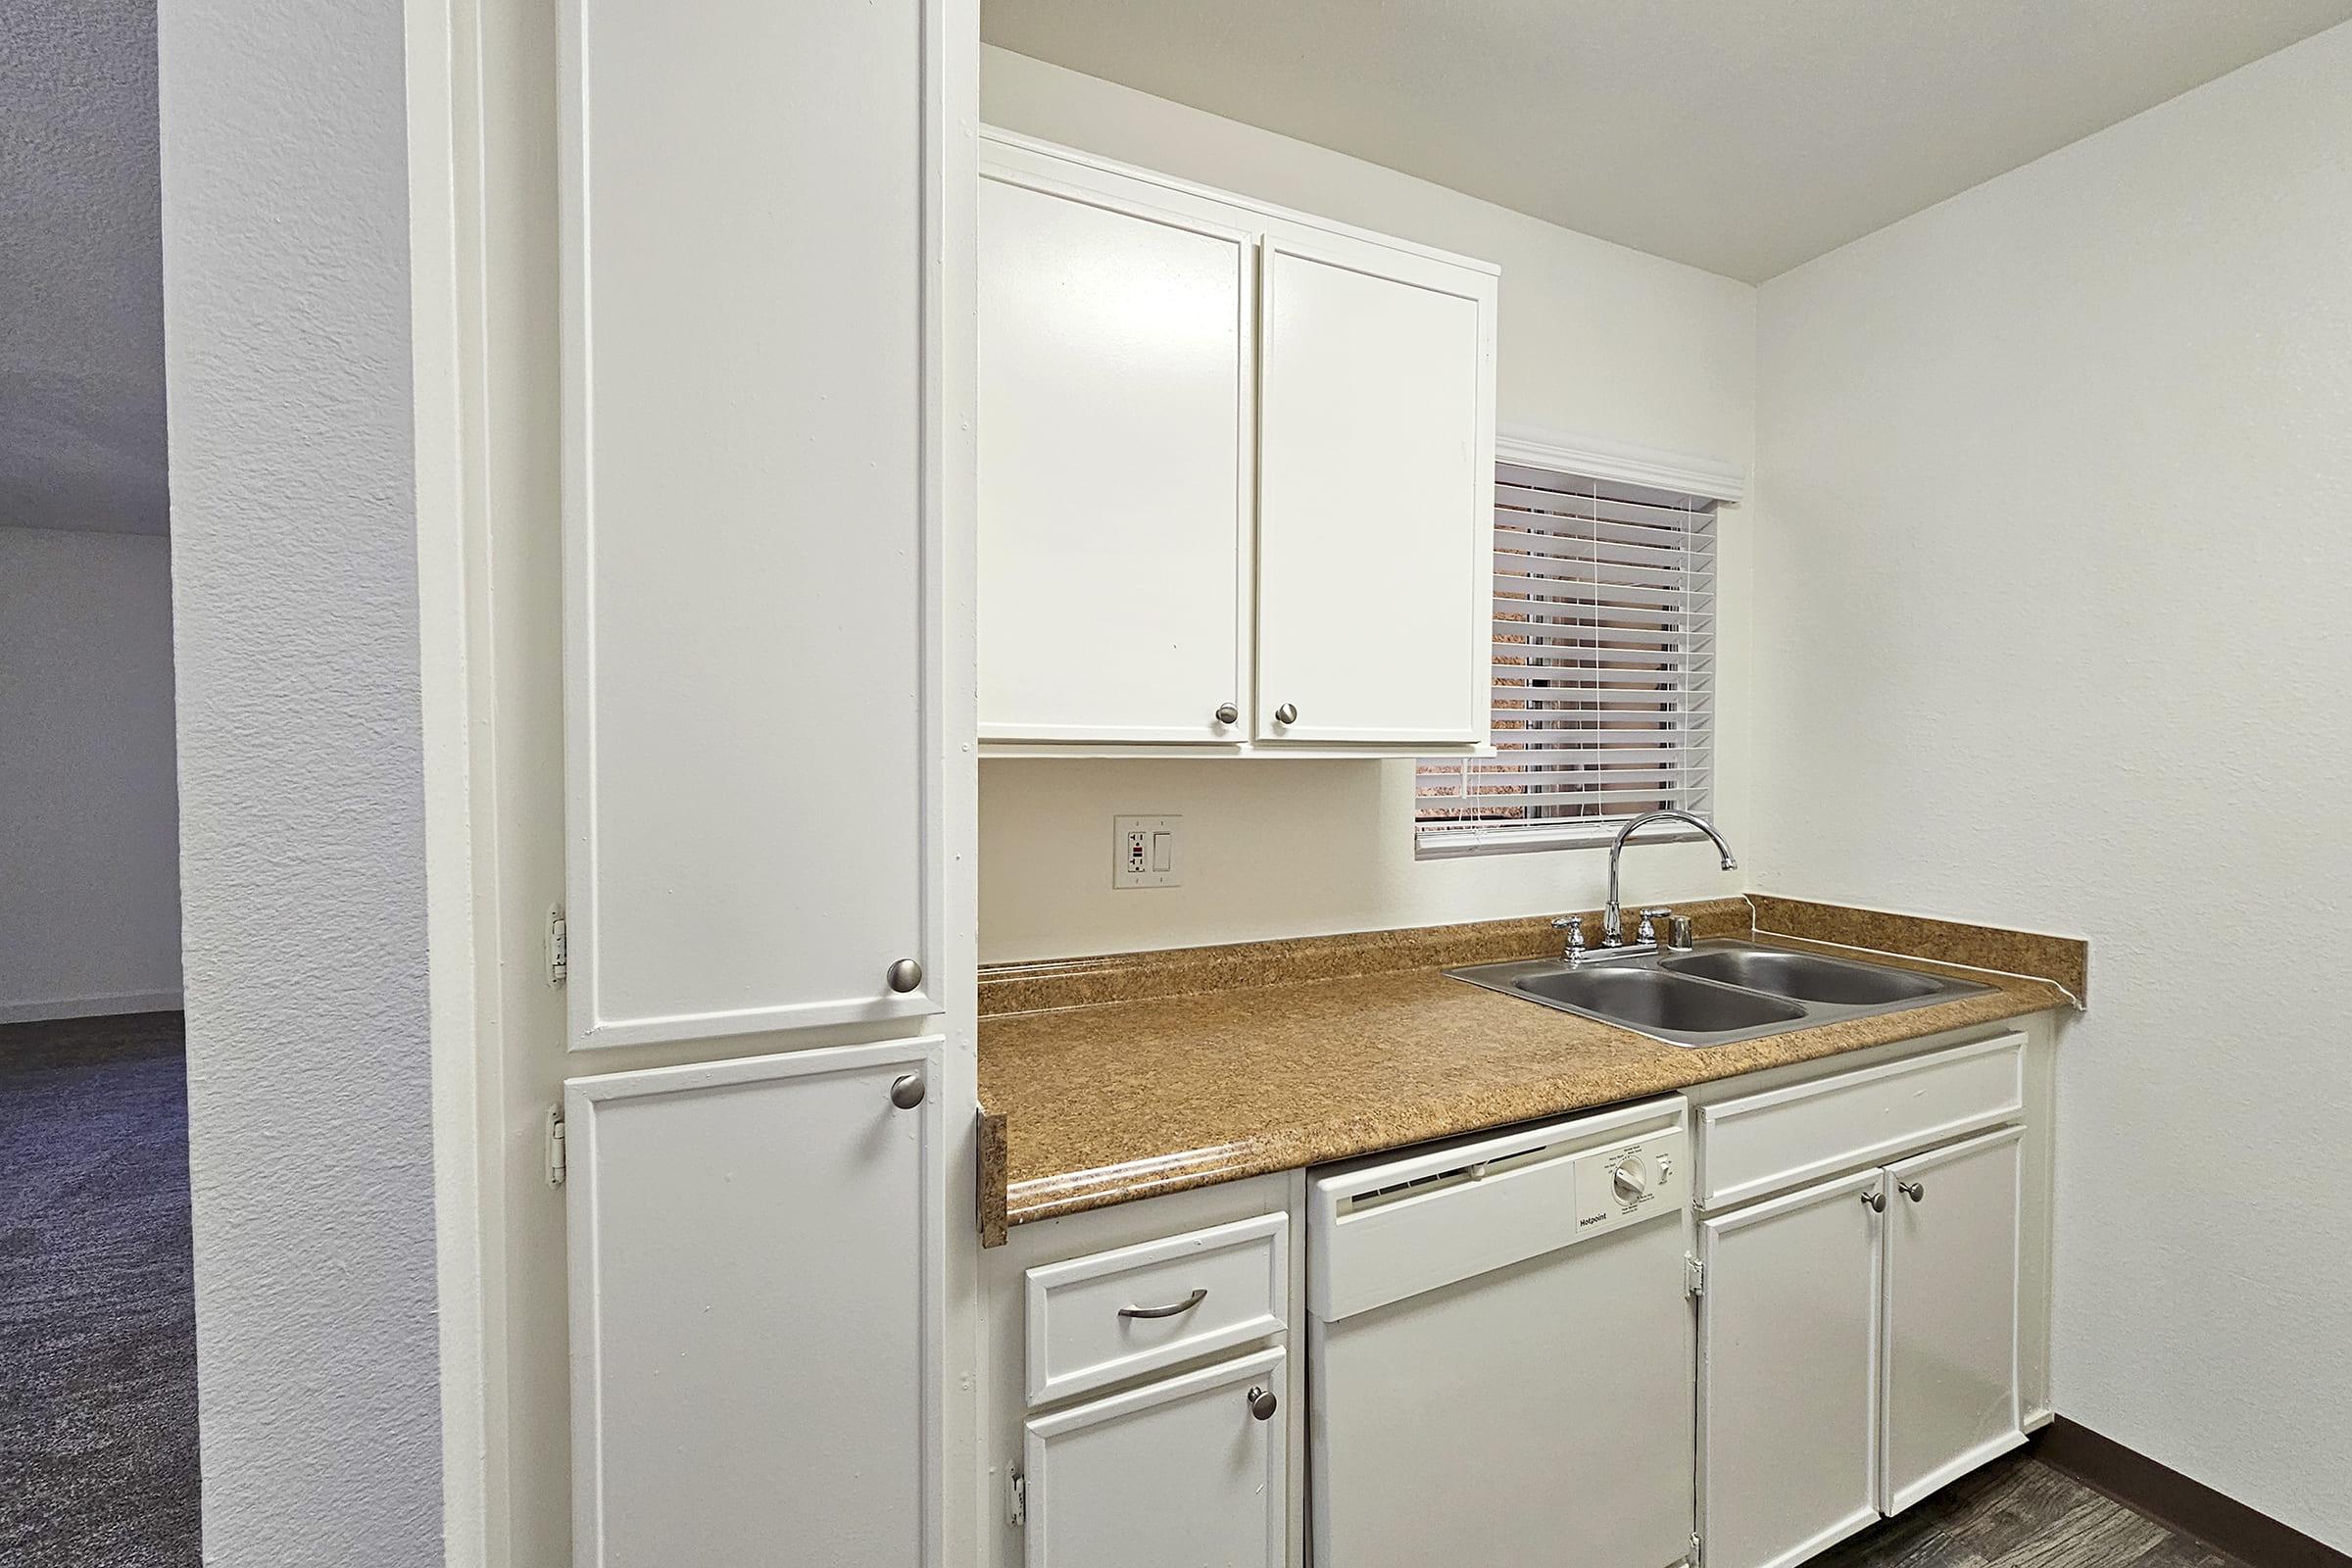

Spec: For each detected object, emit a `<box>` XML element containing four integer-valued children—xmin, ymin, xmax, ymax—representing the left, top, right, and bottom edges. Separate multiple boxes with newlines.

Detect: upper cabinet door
<box><xmin>1254</xmin><ymin>237</ymin><xmax>1495</xmax><ymax>746</ymax></box>
<box><xmin>979</xmin><ymin>171</ymin><xmax>1254</xmax><ymax>743</ymax></box>
<box><xmin>560</xmin><ymin>0</ymin><xmax>942</xmax><ymax>1048</ymax></box>
<box><xmin>1880</xmin><ymin>1126</ymin><xmax>2026</xmax><ymax>1515</ymax></box>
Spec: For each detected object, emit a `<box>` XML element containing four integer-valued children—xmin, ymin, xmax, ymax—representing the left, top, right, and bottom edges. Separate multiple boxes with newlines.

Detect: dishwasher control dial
<box><xmin>1611</xmin><ymin>1156</ymin><xmax>1650</xmax><ymax>1203</ymax></box>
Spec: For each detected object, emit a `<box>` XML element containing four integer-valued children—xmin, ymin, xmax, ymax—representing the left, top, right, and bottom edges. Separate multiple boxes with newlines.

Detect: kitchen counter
<box><xmin>976</xmin><ymin>900</ymin><xmax>2082</xmax><ymax>1235</ymax></box>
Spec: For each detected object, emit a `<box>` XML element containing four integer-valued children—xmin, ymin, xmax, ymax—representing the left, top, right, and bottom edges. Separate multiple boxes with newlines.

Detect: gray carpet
<box><xmin>1</xmin><ymin>1011</ymin><xmax>200</xmax><ymax>1567</ymax></box>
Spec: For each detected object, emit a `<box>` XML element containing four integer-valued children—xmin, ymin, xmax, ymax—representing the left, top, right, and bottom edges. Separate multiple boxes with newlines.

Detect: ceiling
<box><xmin>981</xmin><ymin>0</ymin><xmax>2352</xmax><ymax>283</ymax></box>
<box><xmin>2</xmin><ymin>0</ymin><xmax>167</xmax><ymax>535</ymax></box>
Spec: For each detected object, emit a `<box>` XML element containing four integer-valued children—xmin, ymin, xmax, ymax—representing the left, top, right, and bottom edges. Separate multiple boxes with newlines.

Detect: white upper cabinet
<box><xmin>979</xmin><ymin>172</ymin><xmax>1254</xmax><ymax>744</ymax></box>
<box><xmin>560</xmin><ymin>0</ymin><xmax>945</xmax><ymax>1049</ymax></box>
<box><xmin>1255</xmin><ymin>238</ymin><xmax>1490</xmax><ymax>745</ymax></box>
<box><xmin>977</xmin><ymin>130</ymin><xmax>1497</xmax><ymax>757</ymax></box>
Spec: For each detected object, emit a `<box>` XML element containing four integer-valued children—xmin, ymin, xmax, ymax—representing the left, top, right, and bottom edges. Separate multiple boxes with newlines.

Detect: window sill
<box><xmin>1413</xmin><ymin>823</ymin><xmax>1711</xmax><ymax>859</ymax></box>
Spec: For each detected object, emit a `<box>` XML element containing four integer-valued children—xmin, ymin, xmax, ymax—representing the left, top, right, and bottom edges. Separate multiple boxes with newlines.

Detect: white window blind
<box><xmin>1416</xmin><ymin>460</ymin><xmax>1719</xmax><ymax>855</ymax></box>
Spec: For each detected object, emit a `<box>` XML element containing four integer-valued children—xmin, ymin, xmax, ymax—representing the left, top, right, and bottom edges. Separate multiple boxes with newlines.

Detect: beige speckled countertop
<box><xmin>976</xmin><ymin>901</ymin><xmax>2083</xmax><ymax>1235</ymax></box>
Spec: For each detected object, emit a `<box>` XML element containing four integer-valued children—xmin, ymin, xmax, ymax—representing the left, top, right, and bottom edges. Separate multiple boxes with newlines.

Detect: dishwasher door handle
<box><xmin>1118</xmin><ymin>1288</ymin><xmax>1207</xmax><ymax>1320</ymax></box>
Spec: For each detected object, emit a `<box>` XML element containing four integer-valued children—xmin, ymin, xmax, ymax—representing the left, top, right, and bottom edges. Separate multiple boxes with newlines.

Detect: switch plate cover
<box><xmin>1113</xmin><ymin>815</ymin><xmax>1182</xmax><ymax>889</ymax></box>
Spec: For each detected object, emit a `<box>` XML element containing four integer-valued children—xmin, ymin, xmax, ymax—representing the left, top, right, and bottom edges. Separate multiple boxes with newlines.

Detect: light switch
<box><xmin>1112</xmin><ymin>815</ymin><xmax>1182</xmax><ymax>889</ymax></box>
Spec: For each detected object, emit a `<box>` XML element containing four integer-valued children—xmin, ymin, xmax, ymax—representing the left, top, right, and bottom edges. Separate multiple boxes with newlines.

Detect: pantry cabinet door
<box><xmin>1699</xmin><ymin>1168</ymin><xmax>1886</xmax><ymax>1568</ymax></box>
<box><xmin>1253</xmin><ymin>236</ymin><xmax>1494</xmax><ymax>746</ymax></box>
<box><xmin>565</xmin><ymin>1039</ymin><xmax>943</xmax><ymax>1568</ymax></box>
<box><xmin>979</xmin><ymin>169</ymin><xmax>1255</xmax><ymax>743</ymax></box>
<box><xmin>1880</xmin><ymin>1126</ymin><xmax>2027</xmax><ymax>1514</ymax></box>
<box><xmin>1023</xmin><ymin>1348</ymin><xmax>1288</xmax><ymax>1568</ymax></box>
<box><xmin>560</xmin><ymin>0</ymin><xmax>942</xmax><ymax>1049</ymax></box>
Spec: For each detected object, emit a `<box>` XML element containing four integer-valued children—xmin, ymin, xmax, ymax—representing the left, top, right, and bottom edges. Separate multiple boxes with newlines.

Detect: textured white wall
<box><xmin>158</xmin><ymin>0</ymin><xmax>444</xmax><ymax>1558</ymax></box>
<box><xmin>978</xmin><ymin>48</ymin><xmax>1757</xmax><ymax>962</ymax></box>
<box><xmin>0</xmin><ymin>526</ymin><xmax>182</xmax><ymax>1020</ymax></box>
<box><xmin>1754</xmin><ymin>22</ymin><xmax>2352</xmax><ymax>1548</ymax></box>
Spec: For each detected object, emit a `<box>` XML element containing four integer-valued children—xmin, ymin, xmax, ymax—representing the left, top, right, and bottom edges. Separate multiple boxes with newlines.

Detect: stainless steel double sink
<box><xmin>1446</xmin><ymin>940</ymin><xmax>1989</xmax><ymax>1049</ymax></box>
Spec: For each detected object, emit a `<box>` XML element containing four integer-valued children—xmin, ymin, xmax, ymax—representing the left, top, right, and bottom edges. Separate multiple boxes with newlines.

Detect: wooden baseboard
<box><xmin>2037</xmin><ymin>1417</ymin><xmax>2351</xmax><ymax>1568</ymax></box>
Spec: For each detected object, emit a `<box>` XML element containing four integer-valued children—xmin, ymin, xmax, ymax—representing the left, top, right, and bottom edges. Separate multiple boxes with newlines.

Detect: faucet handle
<box><xmin>1637</xmin><ymin>906</ymin><xmax>1674</xmax><ymax>945</ymax></box>
<box><xmin>1551</xmin><ymin>913</ymin><xmax>1587</xmax><ymax>959</ymax></box>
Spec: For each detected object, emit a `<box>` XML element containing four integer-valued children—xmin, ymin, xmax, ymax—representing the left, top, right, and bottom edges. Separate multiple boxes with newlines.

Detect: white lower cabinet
<box><xmin>1880</xmin><ymin>1127</ymin><xmax>2027</xmax><ymax>1513</ymax></box>
<box><xmin>1696</xmin><ymin>1049</ymin><xmax>2029</xmax><ymax>1568</ymax></box>
<box><xmin>984</xmin><ymin>1177</ymin><xmax>1299</xmax><ymax>1568</ymax></box>
<box><xmin>564</xmin><ymin>1038</ymin><xmax>942</xmax><ymax>1568</ymax></box>
<box><xmin>1023</xmin><ymin>1347</ymin><xmax>1288</xmax><ymax>1568</ymax></box>
<box><xmin>977</xmin><ymin>1032</ymin><xmax>2049</xmax><ymax>1568</ymax></box>
<box><xmin>1699</xmin><ymin>1169</ymin><xmax>1886</xmax><ymax>1568</ymax></box>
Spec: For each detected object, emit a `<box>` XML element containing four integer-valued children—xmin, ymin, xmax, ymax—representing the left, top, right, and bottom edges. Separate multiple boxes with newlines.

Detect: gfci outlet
<box><xmin>1112</xmin><ymin>815</ymin><xmax>1182</xmax><ymax>889</ymax></box>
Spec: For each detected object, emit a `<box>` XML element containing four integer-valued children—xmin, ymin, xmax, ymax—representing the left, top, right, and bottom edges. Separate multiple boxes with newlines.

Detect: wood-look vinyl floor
<box><xmin>1817</xmin><ymin>1451</ymin><xmax>2248</xmax><ymax>1568</ymax></box>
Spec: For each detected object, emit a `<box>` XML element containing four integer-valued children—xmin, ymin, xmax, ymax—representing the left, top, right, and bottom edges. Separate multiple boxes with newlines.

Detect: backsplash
<box><xmin>978</xmin><ymin>757</ymin><xmax>1751</xmax><ymax>963</ymax></box>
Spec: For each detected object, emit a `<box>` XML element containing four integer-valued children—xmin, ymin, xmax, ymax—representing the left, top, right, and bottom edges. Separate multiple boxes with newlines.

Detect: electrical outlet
<box><xmin>1112</xmin><ymin>815</ymin><xmax>1181</xmax><ymax>889</ymax></box>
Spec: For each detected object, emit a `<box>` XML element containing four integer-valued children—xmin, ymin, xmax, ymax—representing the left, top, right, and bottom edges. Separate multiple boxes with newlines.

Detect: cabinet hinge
<box><xmin>545</xmin><ymin>1104</ymin><xmax>567</xmax><ymax>1187</ymax></box>
<box><xmin>1006</xmin><ymin>1465</ymin><xmax>1026</xmax><ymax>1528</ymax></box>
<box><xmin>546</xmin><ymin>906</ymin><xmax>568</xmax><ymax>985</ymax></box>
<box><xmin>1686</xmin><ymin>1253</ymin><xmax>1705</xmax><ymax>1299</ymax></box>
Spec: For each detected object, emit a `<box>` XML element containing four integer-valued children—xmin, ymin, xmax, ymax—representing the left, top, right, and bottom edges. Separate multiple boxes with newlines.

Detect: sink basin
<box><xmin>1661</xmin><ymin>948</ymin><xmax>1945</xmax><ymax>1005</ymax></box>
<box><xmin>1446</xmin><ymin>939</ymin><xmax>1991</xmax><ymax>1048</ymax></box>
<box><xmin>1513</xmin><ymin>967</ymin><xmax>1806</xmax><ymax>1035</ymax></box>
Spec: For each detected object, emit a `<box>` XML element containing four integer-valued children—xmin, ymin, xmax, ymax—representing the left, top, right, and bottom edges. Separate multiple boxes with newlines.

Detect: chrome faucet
<box><xmin>1602</xmin><ymin>810</ymin><xmax>1738</xmax><ymax>949</ymax></box>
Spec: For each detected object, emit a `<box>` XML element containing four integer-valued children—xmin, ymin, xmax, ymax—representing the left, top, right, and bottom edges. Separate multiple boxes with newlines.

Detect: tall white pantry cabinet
<box><xmin>553</xmin><ymin>0</ymin><xmax>978</xmax><ymax>1563</ymax></box>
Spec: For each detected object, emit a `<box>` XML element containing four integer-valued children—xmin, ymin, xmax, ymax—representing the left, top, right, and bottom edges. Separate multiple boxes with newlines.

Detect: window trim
<box><xmin>1492</xmin><ymin>423</ymin><xmax>1745</xmax><ymax>507</ymax></box>
<box><xmin>1415</xmin><ymin>424</ymin><xmax>1743</xmax><ymax>858</ymax></box>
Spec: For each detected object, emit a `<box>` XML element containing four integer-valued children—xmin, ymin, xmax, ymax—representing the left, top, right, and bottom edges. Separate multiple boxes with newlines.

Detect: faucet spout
<box><xmin>1602</xmin><ymin>809</ymin><xmax>1738</xmax><ymax>946</ymax></box>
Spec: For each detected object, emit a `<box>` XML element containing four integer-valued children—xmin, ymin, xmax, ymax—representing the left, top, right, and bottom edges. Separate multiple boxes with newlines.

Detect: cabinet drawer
<box><xmin>1697</xmin><ymin>1034</ymin><xmax>2024</xmax><ymax>1212</ymax></box>
<box><xmin>1026</xmin><ymin>1213</ymin><xmax>1288</xmax><ymax>1406</ymax></box>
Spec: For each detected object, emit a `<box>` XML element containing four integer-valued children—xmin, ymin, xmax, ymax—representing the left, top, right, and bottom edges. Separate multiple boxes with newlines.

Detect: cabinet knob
<box><xmin>1860</xmin><ymin>1188</ymin><xmax>1886</xmax><ymax>1213</ymax></box>
<box><xmin>1273</xmin><ymin>703</ymin><xmax>1298</xmax><ymax>725</ymax></box>
<box><xmin>1898</xmin><ymin>1179</ymin><xmax>1926</xmax><ymax>1203</ymax></box>
<box><xmin>886</xmin><ymin>956</ymin><xmax>923</xmax><ymax>994</ymax></box>
<box><xmin>1247</xmin><ymin>1387</ymin><xmax>1278</xmax><ymax>1422</ymax></box>
<box><xmin>1214</xmin><ymin>703</ymin><xmax>1240</xmax><ymax>725</ymax></box>
<box><xmin>889</xmin><ymin>1073</ymin><xmax>926</xmax><ymax>1111</ymax></box>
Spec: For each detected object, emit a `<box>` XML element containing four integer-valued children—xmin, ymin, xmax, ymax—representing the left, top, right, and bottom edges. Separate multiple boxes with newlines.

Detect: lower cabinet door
<box><xmin>1699</xmin><ymin>1168</ymin><xmax>1886</xmax><ymax>1568</ymax></box>
<box><xmin>564</xmin><ymin>1038</ymin><xmax>942</xmax><ymax>1568</ymax></box>
<box><xmin>1024</xmin><ymin>1347</ymin><xmax>1287</xmax><ymax>1568</ymax></box>
<box><xmin>1881</xmin><ymin>1125</ymin><xmax>2027</xmax><ymax>1513</ymax></box>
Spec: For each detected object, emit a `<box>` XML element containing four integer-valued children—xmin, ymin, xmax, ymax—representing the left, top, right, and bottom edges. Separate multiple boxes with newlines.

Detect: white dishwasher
<box><xmin>1308</xmin><ymin>1096</ymin><xmax>1695</xmax><ymax>1568</ymax></box>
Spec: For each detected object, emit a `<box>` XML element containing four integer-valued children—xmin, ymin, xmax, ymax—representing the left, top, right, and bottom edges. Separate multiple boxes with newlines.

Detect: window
<box><xmin>1416</xmin><ymin>455</ymin><xmax>1722</xmax><ymax>855</ymax></box>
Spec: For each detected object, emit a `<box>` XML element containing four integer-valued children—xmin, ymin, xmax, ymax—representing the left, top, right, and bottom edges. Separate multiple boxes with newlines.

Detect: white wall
<box><xmin>1753</xmin><ymin>22</ymin><xmax>2352</xmax><ymax>1548</ymax></box>
<box><xmin>0</xmin><ymin>525</ymin><xmax>181</xmax><ymax>1021</ymax></box>
<box><xmin>978</xmin><ymin>48</ymin><xmax>1757</xmax><ymax>962</ymax></box>
<box><xmin>158</xmin><ymin>0</ymin><xmax>444</xmax><ymax>1557</ymax></box>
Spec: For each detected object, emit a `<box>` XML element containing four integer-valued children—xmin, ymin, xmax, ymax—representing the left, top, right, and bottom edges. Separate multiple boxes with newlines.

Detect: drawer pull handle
<box><xmin>1248</xmin><ymin>1387</ymin><xmax>1278</xmax><ymax>1421</ymax></box>
<box><xmin>1117</xmin><ymin>1288</ymin><xmax>1207</xmax><ymax>1320</ymax></box>
<box><xmin>1898</xmin><ymin>1179</ymin><xmax>1927</xmax><ymax>1203</ymax></box>
<box><xmin>1861</xmin><ymin>1188</ymin><xmax>1886</xmax><ymax>1213</ymax></box>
